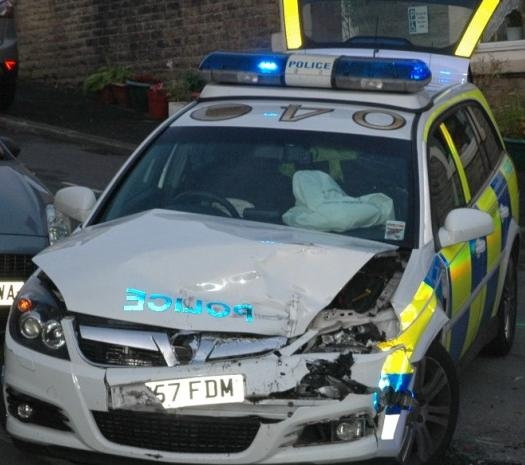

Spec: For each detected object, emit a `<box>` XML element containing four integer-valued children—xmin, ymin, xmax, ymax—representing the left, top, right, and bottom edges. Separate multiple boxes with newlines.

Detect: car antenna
<box><xmin>373</xmin><ymin>15</ymin><xmax>379</xmax><ymax>58</ymax></box>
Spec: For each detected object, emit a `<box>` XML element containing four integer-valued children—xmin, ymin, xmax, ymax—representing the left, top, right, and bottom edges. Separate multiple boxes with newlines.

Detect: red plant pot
<box><xmin>96</xmin><ymin>86</ymin><xmax>115</xmax><ymax>105</ymax></box>
<box><xmin>111</xmin><ymin>83</ymin><xmax>129</xmax><ymax>106</ymax></box>
<box><xmin>148</xmin><ymin>89</ymin><xmax>168</xmax><ymax>120</ymax></box>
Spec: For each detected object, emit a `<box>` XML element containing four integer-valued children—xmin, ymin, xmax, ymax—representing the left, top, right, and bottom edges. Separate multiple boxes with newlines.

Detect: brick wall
<box><xmin>14</xmin><ymin>0</ymin><xmax>281</xmax><ymax>86</ymax></box>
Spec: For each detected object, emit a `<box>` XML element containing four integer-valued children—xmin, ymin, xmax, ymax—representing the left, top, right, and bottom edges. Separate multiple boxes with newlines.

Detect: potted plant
<box><xmin>83</xmin><ymin>67</ymin><xmax>115</xmax><ymax>104</ymax></box>
<box><xmin>167</xmin><ymin>80</ymin><xmax>191</xmax><ymax>116</ymax></box>
<box><xmin>147</xmin><ymin>82</ymin><xmax>169</xmax><ymax>120</ymax></box>
<box><xmin>110</xmin><ymin>66</ymin><xmax>133</xmax><ymax>106</ymax></box>
<box><xmin>127</xmin><ymin>74</ymin><xmax>159</xmax><ymax>112</ymax></box>
<box><xmin>182</xmin><ymin>70</ymin><xmax>206</xmax><ymax>100</ymax></box>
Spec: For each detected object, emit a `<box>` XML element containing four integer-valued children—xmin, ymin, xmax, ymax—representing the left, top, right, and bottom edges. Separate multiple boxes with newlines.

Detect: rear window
<box><xmin>299</xmin><ymin>0</ymin><xmax>478</xmax><ymax>53</ymax></box>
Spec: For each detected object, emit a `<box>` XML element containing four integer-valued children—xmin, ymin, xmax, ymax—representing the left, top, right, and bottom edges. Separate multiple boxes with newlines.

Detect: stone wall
<box><xmin>14</xmin><ymin>0</ymin><xmax>281</xmax><ymax>86</ymax></box>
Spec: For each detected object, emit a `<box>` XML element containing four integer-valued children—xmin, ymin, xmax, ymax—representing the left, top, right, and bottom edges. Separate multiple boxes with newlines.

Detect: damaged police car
<box><xmin>3</xmin><ymin>1</ymin><xmax>520</xmax><ymax>465</ymax></box>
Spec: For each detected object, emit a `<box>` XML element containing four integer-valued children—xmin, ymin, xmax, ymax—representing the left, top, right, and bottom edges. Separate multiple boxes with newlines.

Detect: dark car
<box><xmin>0</xmin><ymin>137</ymin><xmax>69</xmax><ymax>323</ymax></box>
<box><xmin>0</xmin><ymin>0</ymin><xmax>17</xmax><ymax>110</ymax></box>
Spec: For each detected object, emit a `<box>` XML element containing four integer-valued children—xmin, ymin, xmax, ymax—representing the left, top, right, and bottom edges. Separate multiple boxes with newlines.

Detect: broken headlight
<box><xmin>292</xmin><ymin>253</ymin><xmax>406</xmax><ymax>400</ymax></box>
<box><xmin>9</xmin><ymin>273</ymin><xmax>69</xmax><ymax>360</ymax></box>
<box><xmin>327</xmin><ymin>252</ymin><xmax>404</xmax><ymax>314</ymax></box>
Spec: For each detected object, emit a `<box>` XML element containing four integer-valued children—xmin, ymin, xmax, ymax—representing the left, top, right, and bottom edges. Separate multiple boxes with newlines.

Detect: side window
<box><xmin>428</xmin><ymin>130</ymin><xmax>466</xmax><ymax>229</ymax></box>
<box><xmin>469</xmin><ymin>105</ymin><xmax>505</xmax><ymax>170</ymax></box>
<box><xmin>443</xmin><ymin>109</ymin><xmax>491</xmax><ymax>199</ymax></box>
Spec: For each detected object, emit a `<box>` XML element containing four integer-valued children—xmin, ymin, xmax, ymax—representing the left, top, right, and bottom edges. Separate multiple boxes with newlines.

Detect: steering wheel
<box><xmin>171</xmin><ymin>190</ymin><xmax>241</xmax><ymax>218</ymax></box>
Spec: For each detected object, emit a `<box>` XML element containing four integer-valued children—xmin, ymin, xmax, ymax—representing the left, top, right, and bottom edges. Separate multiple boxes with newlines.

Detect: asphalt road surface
<box><xmin>0</xmin><ymin>128</ymin><xmax>523</xmax><ymax>465</ymax></box>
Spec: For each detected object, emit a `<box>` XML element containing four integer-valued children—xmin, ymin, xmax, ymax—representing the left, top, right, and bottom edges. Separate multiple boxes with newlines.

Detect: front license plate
<box><xmin>145</xmin><ymin>374</ymin><xmax>245</xmax><ymax>409</ymax></box>
<box><xmin>0</xmin><ymin>281</ymin><xmax>24</xmax><ymax>306</ymax></box>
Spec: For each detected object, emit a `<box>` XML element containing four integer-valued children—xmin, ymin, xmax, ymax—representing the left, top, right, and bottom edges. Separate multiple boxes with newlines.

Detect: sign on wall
<box><xmin>408</xmin><ymin>6</ymin><xmax>429</xmax><ymax>35</ymax></box>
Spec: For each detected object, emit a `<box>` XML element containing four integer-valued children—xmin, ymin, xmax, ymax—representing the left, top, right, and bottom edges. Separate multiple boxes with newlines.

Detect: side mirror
<box><xmin>438</xmin><ymin>208</ymin><xmax>494</xmax><ymax>248</ymax></box>
<box><xmin>55</xmin><ymin>186</ymin><xmax>97</xmax><ymax>223</ymax></box>
<box><xmin>0</xmin><ymin>136</ymin><xmax>21</xmax><ymax>157</ymax></box>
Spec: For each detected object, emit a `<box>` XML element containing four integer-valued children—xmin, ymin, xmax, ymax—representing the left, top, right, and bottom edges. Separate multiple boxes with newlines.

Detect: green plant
<box><xmin>166</xmin><ymin>80</ymin><xmax>190</xmax><ymax>101</ymax></box>
<box><xmin>492</xmin><ymin>93</ymin><xmax>525</xmax><ymax>139</ymax></box>
<box><xmin>83</xmin><ymin>67</ymin><xmax>114</xmax><ymax>93</ymax></box>
<box><xmin>83</xmin><ymin>66</ymin><xmax>133</xmax><ymax>93</ymax></box>
<box><xmin>182</xmin><ymin>70</ymin><xmax>206</xmax><ymax>93</ymax></box>
<box><xmin>111</xmin><ymin>66</ymin><xmax>133</xmax><ymax>84</ymax></box>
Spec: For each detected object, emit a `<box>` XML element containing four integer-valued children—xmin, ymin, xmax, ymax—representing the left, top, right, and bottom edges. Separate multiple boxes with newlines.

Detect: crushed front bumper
<box><xmin>3</xmin><ymin>320</ymin><xmax>409</xmax><ymax>464</ymax></box>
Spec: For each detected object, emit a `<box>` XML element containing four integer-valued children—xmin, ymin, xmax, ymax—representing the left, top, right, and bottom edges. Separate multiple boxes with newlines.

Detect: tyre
<box><xmin>398</xmin><ymin>343</ymin><xmax>459</xmax><ymax>465</ymax></box>
<box><xmin>484</xmin><ymin>255</ymin><xmax>518</xmax><ymax>356</ymax></box>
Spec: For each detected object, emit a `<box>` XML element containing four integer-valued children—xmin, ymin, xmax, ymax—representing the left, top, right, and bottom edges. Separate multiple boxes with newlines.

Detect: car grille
<box><xmin>0</xmin><ymin>254</ymin><xmax>36</xmax><ymax>279</ymax></box>
<box><xmin>92</xmin><ymin>411</ymin><xmax>263</xmax><ymax>453</ymax></box>
<box><xmin>74</xmin><ymin>313</ymin><xmax>287</xmax><ymax>368</ymax></box>
<box><xmin>79</xmin><ymin>339</ymin><xmax>166</xmax><ymax>367</ymax></box>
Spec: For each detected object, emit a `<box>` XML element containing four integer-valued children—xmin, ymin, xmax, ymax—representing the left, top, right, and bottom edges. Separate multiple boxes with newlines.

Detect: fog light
<box><xmin>334</xmin><ymin>417</ymin><xmax>366</xmax><ymax>442</ymax></box>
<box><xmin>19</xmin><ymin>314</ymin><xmax>42</xmax><ymax>340</ymax></box>
<box><xmin>16</xmin><ymin>402</ymin><xmax>34</xmax><ymax>420</ymax></box>
<box><xmin>42</xmin><ymin>320</ymin><xmax>66</xmax><ymax>350</ymax></box>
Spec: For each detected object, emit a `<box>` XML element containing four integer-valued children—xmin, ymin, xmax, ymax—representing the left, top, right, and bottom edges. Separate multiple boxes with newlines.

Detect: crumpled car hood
<box><xmin>34</xmin><ymin>210</ymin><xmax>396</xmax><ymax>336</ymax></box>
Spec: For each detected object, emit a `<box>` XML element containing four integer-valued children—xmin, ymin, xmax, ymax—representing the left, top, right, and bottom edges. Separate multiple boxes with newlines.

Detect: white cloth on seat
<box><xmin>282</xmin><ymin>170</ymin><xmax>394</xmax><ymax>232</ymax></box>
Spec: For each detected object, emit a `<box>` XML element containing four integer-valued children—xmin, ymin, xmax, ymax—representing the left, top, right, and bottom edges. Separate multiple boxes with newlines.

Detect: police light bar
<box><xmin>199</xmin><ymin>51</ymin><xmax>432</xmax><ymax>93</ymax></box>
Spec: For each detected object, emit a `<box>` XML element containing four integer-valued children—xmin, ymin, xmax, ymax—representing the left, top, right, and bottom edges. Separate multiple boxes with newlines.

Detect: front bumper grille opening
<box><xmin>92</xmin><ymin>411</ymin><xmax>265</xmax><ymax>453</ymax></box>
<box><xmin>0</xmin><ymin>254</ymin><xmax>36</xmax><ymax>280</ymax></box>
<box><xmin>79</xmin><ymin>339</ymin><xmax>166</xmax><ymax>367</ymax></box>
<box><xmin>295</xmin><ymin>415</ymin><xmax>372</xmax><ymax>447</ymax></box>
<box><xmin>295</xmin><ymin>422</ymin><xmax>333</xmax><ymax>446</ymax></box>
<box><xmin>6</xmin><ymin>387</ymin><xmax>71</xmax><ymax>432</ymax></box>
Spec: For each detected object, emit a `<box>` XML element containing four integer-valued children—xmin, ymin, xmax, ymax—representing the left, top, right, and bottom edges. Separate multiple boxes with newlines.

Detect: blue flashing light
<box><xmin>410</xmin><ymin>61</ymin><xmax>431</xmax><ymax>81</ymax></box>
<box><xmin>200</xmin><ymin>51</ymin><xmax>288</xmax><ymax>86</ymax></box>
<box><xmin>334</xmin><ymin>57</ymin><xmax>431</xmax><ymax>92</ymax></box>
<box><xmin>199</xmin><ymin>51</ymin><xmax>432</xmax><ymax>93</ymax></box>
<box><xmin>258</xmin><ymin>60</ymin><xmax>279</xmax><ymax>73</ymax></box>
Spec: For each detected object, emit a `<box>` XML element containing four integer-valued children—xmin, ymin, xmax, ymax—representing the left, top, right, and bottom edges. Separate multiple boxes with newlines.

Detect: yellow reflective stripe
<box><xmin>476</xmin><ymin>187</ymin><xmax>501</xmax><ymax>270</ymax></box>
<box><xmin>399</xmin><ymin>282</ymin><xmax>434</xmax><ymax>331</ymax></box>
<box><xmin>500</xmin><ymin>156</ymin><xmax>520</xmax><ymax>222</ymax></box>
<box><xmin>282</xmin><ymin>0</ymin><xmax>302</xmax><ymax>49</ymax></box>
<box><xmin>440</xmin><ymin>123</ymin><xmax>472</xmax><ymax>202</ymax></box>
<box><xmin>378</xmin><ymin>290</ymin><xmax>437</xmax><ymax>354</ymax></box>
<box><xmin>423</xmin><ymin>89</ymin><xmax>488</xmax><ymax>142</ymax></box>
<box><xmin>378</xmin><ymin>281</ymin><xmax>437</xmax><ymax>377</ymax></box>
<box><xmin>441</xmin><ymin>243</ymin><xmax>471</xmax><ymax>318</ymax></box>
<box><xmin>381</xmin><ymin>349</ymin><xmax>415</xmax><ymax>376</ymax></box>
<box><xmin>455</xmin><ymin>0</ymin><xmax>500</xmax><ymax>58</ymax></box>
<box><xmin>462</xmin><ymin>287</ymin><xmax>486</xmax><ymax>356</ymax></box>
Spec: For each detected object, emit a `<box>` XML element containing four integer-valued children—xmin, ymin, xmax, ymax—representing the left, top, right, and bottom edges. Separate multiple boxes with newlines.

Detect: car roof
<box><xmin>173</xmin><ymin>82</ymin><xmax>485</xmax><ymax>144</ymax></box>
<box><xmin>199</xmin><ymin>81</ymin><xmax>480</xmax><ymax>112</ymax></box>
<box><xmin>200</xmin><ymin>83</ymin><xmax>435</xmax><ymax>112</ymax></box>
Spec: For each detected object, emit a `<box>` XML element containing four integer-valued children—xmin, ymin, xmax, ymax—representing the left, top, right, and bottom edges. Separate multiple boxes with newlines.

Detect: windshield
<box><xmin>98</xmin><ymin>126</ymin><xmax>416</xmax><ymax>247</ymax></box>
<box><xmin>299</xmin><ymin>0</ymin><xmax>477</xmax><ymax>53</ymax></box>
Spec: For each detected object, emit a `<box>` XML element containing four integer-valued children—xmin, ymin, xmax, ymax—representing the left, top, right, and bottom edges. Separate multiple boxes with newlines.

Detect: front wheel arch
<box><xmin>397</xmin><ymin>343</ymin><xmax>459</xmax><ymax>465</ymax></box>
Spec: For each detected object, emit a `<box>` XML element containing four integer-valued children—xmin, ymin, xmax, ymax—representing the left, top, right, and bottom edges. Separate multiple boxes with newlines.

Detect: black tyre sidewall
<box><xmin>400</xmin><ymin>342</ymin><xmax>459</xmax><ymax>465</ymax></box>
<box><xmin>485</xmin><ymin>254</ymin><xmax>518</xmax><ymax>357</ymax></box>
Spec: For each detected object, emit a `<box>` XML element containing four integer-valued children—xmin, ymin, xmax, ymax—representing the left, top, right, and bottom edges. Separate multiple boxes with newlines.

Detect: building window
<box><xmin>483</xmin><ymin>0</ymin><xmax>524</xmax><ymax>43</ymax></box>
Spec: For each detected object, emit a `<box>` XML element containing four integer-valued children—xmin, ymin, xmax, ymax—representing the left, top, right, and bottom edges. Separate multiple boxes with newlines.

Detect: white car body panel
<box><xmin>34</xmin><ymin>210</ymin><xmax>395</xmax><ymax>337</ymax></box>
<box><xmin>174</xmin><ymin>97</ymin><xmax>416</xmax><ymax>140</ymax></box>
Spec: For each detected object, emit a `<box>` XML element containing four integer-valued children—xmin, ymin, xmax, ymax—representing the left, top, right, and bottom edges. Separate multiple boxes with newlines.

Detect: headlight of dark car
<box><xmin>46</xmin><ymin>204</ymin><xmax>71</xmax><ymax>245</ymax></box>
<box><xmin>9</xmin><ymin>272</ymin><xmax>69</xmax><ymax>360</ymax></box>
